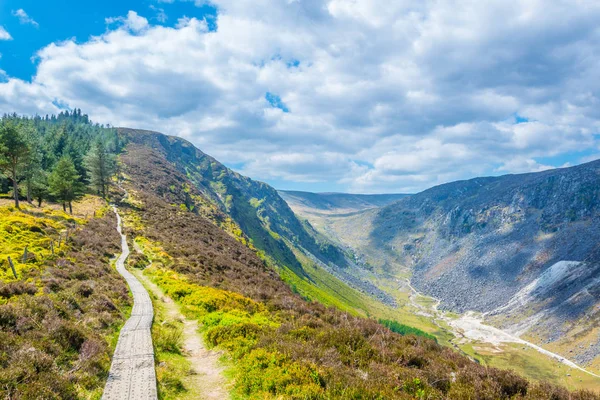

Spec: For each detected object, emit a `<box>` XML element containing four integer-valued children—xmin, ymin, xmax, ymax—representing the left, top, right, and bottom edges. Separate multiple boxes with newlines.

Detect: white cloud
<box><xmin>495</xmin><ymin>158</ymin><xmax>555</xmax><ymax>174</ymax></box>
<box><xmin>2</xmin><ymin>2</ymin><xmax>600</xmax><ymax>192</ymax></box>
<box><xmin>0</xmin><ymin>27</ymin><xmax>12</xmax><ymax>40</ymax></box>
<box><xmin>150</xmin><ymin>5</ymin><xmax>168</xmax><ymax>23</ymax></box>
<box><xmin>12</xmin><ymin>9</ymin><xmax>39</xmax><ymax>27</ymax></box>
<box><xmin>106</xmin><ymin>11</ymin><xmax>149</xmax><ymax>33</ymax></box>
<box><xmin>175</xmin><ymin>16</ymin><xmax>193</xmax><ymax>29</ymax></box>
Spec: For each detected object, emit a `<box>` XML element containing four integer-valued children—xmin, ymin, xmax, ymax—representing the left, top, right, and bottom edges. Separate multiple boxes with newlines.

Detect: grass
<box><xmin>378</xmin><ymin>319</ymin><xmax>438</xmax><ymax>342</ymax></box>
<box><xmin>1</xmin><ymin>204</ymin><xmax>74</xmax><ymax>282</ymax></box>
<box><xmin>0</xmin><ymin>196</ymin><xmax>111</xmax><ymax>282</ymax></box>
<box><xmin>147</xmin><ymin>288</ymin><xmax>190</xmax><ymax>399</ymax></box>
<box><xmin>141</xmin><ymin>265</ymin><xmax>306</xmax><ymax>399</ymax></box>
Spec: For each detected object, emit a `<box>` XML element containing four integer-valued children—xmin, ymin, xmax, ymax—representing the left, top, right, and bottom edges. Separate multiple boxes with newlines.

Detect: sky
<box><xmin>1</xmin><ymin>0</ymin><xmax>599</xmax><ymax>194</ymax></box>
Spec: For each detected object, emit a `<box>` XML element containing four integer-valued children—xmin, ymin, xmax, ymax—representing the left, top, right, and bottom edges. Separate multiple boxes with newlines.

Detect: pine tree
<box><xmin>49</xmin><ymin>156</ymin><xmax>84</xmax><ymax>214</ymax></box>
<box><xmin>23</xmin><ymin>124</ymin><xmax>43</xmax><ymax>203</ymax></box>
<box><xmin>31</xmin><ymin>171</ymin><xmax>49</xmax><ymax>207</ymax></box>
<box><xmin>0</xmin><ymin>122</ymin><xmax>30</xmax><ymax>208</ymax></box>
<box><xmin>85</xmin><ymin>140</ymin><xmax>116</xmax><ymax>199</ymax></box>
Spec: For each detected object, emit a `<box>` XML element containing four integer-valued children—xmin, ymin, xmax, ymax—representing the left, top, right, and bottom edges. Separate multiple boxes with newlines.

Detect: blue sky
<box><xmin>0</xmin><ymin>0</ymin><xmax>599</xmax><ymax>193</ymax></box>
<box><xmin>0</xmin><ymin>0</ymin><xmax>216</xmax><ymax>80</ymax></box>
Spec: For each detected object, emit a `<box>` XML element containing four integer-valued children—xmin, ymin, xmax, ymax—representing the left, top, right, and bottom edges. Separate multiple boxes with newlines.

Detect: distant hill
<box><xmin>279</xmin><ymin>190</ymin><xmax>408</xmax><ymax>214</ymax></box>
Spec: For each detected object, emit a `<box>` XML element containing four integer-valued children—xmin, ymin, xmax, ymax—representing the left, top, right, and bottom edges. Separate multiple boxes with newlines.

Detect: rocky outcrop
<box><xmin>369</xmin><ymin>160</ymin><xmax>600</xmax><ymax>313</ymax></box>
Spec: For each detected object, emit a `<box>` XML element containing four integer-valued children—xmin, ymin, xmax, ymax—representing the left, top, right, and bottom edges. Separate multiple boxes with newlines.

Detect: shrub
<box><xmin>0</xmin><ymin>281</ymin><xmax>38</xmax><ymax>298</ymax></box>
<box><xmin>378</xmin><ymin>319</ymin><xmax>438</xmax><ymax>342</ymax></box>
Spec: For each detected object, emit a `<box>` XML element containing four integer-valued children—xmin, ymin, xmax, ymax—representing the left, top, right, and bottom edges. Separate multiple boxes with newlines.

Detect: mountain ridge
<box><xmin>119</xmin><ymin>128</ymin><xmax>350</xmax><ymax>278</ymax></box>
<box><xmin>278</xmin><ymin>190</ymin><xmax>409</xmax><ymax>215</ymax></box>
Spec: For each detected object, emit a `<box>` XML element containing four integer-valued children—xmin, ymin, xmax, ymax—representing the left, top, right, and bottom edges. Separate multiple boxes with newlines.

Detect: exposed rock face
<box><xmin>369</xmin><ymin>160</ymin><xmax>600</xmax><ymax>313</ymax></box>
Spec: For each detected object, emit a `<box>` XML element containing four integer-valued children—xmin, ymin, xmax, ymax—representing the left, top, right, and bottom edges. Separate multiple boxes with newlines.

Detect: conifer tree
<box><xmin>49</xmin><ymin>156</ymin><xmax>84</xmax><ymax>214</ymax></box>
<box><xmin>23</xmin><ymin>124</ymin><xmax>43</xmax><ymax>203</ymax></box>
<box><xmin>31</xmin><ymin>171</ymin><xmax>49</xmax><ymax>207</ymax></box>
<box><xmin>85</xmin><ymin>140</ymin><xmax>116</xmax><ymax>199</ymax></box>
<box><xmin>0</xmin><ymin>122</ymin><xmax>30</xmax><ymax>208</ymax></box>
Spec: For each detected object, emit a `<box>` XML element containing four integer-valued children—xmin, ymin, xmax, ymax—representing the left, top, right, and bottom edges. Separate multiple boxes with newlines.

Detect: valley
<box><xmin>281</xmin><ymin>166</ymin><xmax>600</xmax><ymax>391</ymax></box>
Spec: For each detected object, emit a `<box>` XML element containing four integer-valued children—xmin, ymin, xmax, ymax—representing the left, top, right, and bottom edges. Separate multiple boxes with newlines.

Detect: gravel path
<box><xmin>102</xmin><ymin>207</ymin><xmax>158</xmax><ymax>400</ymax></box>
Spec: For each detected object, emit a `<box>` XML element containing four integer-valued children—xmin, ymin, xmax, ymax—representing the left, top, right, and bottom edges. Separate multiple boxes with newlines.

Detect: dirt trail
<box><xmin>134</xmin><ymin>265</ymin><xmax>230</xmax><ymax>399</ymax></box>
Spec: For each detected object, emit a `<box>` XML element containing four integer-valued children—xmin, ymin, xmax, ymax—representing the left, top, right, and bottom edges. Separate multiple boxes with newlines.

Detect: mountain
<box><xmin>372</xmin><ymin>160</ymin><xmax>600</xmax><ymax>312</ymax></box>
<box><xmin>3</xmin><ymin>117</ymin><xmax>600</xmax><ymax>398</ymax></box>
<box><xmin>278</xmin><ymin>191</ymin><xmax>409</xmax><ymax>214</ymax></box>
<box><xmin>307</xmin><ymin>159</ymin><xmax>600</xmax><ymax>371</ymax></box>
<box><xmin>119</xmin><ymin>128</ymin><xmax>404</xmax><ymax>308</ymax></box>
<box><xmin>119</xmin><ymin>128</ymin><xmax>349</xmax><ymax>278</ymax></box>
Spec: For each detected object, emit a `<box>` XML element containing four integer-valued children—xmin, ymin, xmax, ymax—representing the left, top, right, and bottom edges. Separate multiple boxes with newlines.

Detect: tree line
<box><xmin>0</xmin><ymin>111</ymin><xmax>122</xmax><ymax>213</ymax></box>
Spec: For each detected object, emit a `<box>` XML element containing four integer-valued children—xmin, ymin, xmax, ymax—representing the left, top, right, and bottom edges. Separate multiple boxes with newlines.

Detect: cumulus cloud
<box><xmin>1</xmin><ymin>1</ymin><xmax>600</xmax><ymax>192</ymax></box>
<box><xmin>12</xmin><ymin>9</ymin><xmax>39</xmax><ymax>27</ymax></box>
<box><xmin>0</xmin><ymin>27</ymin><xmax>12</xmax><ymax>40</ymax></box>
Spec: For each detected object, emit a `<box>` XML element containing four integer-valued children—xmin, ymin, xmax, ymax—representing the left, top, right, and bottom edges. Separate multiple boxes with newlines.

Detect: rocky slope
<box><xmin>311</xmin><ymin>160</ymin><xmax>600</xmax><ymax>369</ymax></box>
<box><xmin>368</xmin><ymin>161</ymin><xmax>600</xmax><ymax>313</ymax></box>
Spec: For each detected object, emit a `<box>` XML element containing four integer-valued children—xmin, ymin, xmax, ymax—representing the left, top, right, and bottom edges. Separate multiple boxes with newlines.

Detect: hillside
<box><xmin>119</xmin><ymin>129</ymin><xmax>349</xmax><ymax>278</ymax></box>
<box><xmin>372</xmin><ymin>161</ymin><xmax>600</xmax><ymax>311</ymax></box>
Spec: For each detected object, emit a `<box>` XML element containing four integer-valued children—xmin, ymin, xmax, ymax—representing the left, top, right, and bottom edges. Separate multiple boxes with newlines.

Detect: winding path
<box><xmin>102</xmin><ymin>207</ymin><xmax>158</xmax><ymax>400</ymax></box>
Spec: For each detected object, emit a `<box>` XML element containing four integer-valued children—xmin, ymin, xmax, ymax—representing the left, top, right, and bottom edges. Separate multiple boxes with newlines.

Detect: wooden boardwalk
<box><xmin>102</xmin><ymin>208</ymin><xmax>157</xmax><ymax>400</ymax></box>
